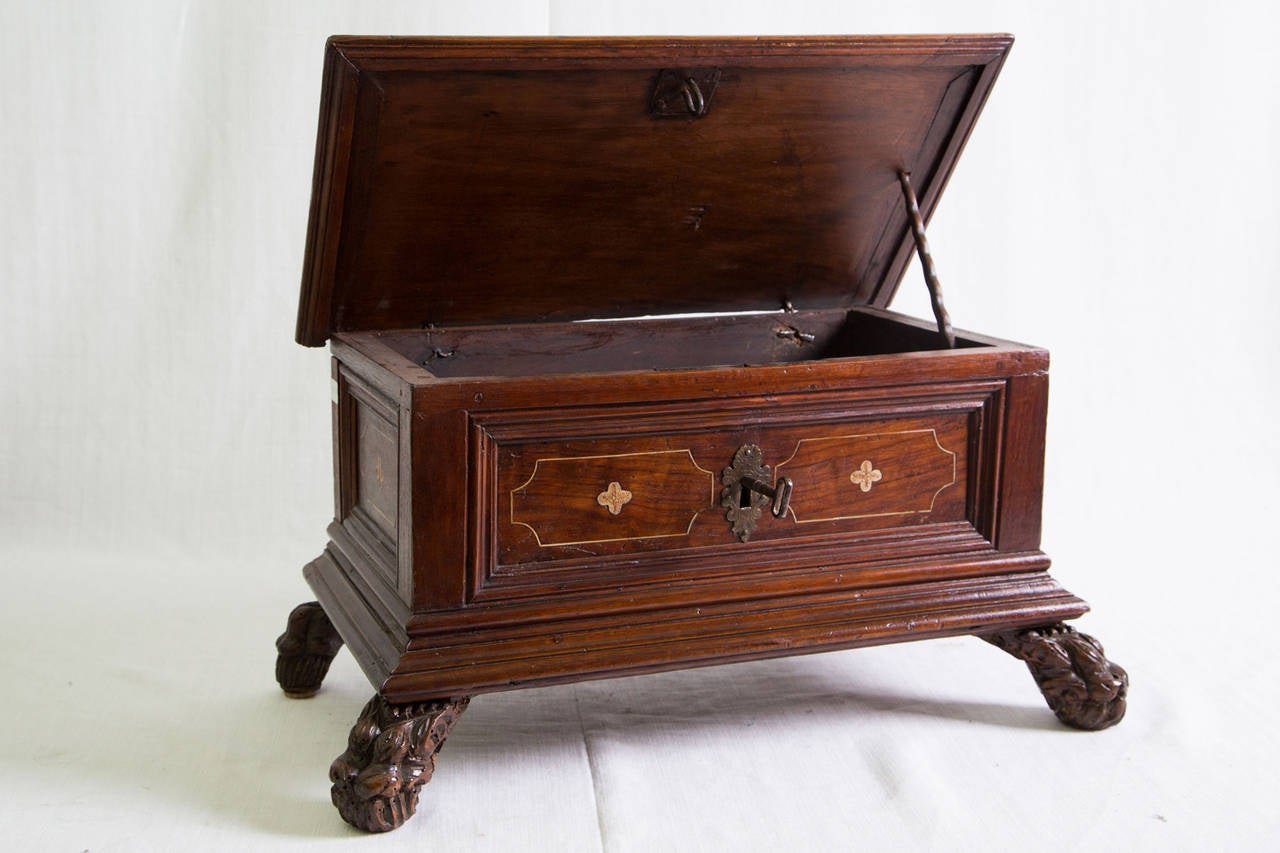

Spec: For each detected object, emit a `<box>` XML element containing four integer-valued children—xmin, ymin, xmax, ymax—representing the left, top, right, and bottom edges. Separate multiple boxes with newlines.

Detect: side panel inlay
<box><xmin>511</xmin><ymin>450</ymin><xmax>716</xmax><ymax>547</ymax></box>
<box><xmin>775</xmin><ymin>429</ymin><xmax>956</xmax><ymax>524</ymax></box>
<box><xmin>354</xmin><ymin>399</ymin><xmax>399</xmax><ymax>539</ymax></box>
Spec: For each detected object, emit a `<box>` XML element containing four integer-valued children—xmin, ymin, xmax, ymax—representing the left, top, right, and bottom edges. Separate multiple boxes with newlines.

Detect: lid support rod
<box><xmin>897</xmin><ymin>170</ymin><xmax>956</xmax><ymax>349</ymax></box>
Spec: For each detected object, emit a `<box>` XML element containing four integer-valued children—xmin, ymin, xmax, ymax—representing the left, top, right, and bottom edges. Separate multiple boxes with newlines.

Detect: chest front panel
<box><xmin>468</xmin><ymin>378</ymin><xmax>1006</xmax><ymax>604</ymax></box>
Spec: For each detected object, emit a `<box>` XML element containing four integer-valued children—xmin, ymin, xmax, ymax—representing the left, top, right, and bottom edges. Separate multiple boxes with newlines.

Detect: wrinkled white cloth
<box><xmin>0</xmin><ymin>545</ymin><xmax>1267</xmax><ymax>852</ymax></box>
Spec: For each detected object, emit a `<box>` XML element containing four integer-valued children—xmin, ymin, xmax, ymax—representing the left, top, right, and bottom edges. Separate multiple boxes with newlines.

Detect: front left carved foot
<box><xmin>329</xmin><ymin>694</ymin><xmax>470</xmax><ymax>832</ymax></box>
<box><xmin>275</xmin><ymin>601</ymin><xmax>343</xmax><ymax>698</ymax></box>
<box><xmin>982</xmin><ymin>622</ymin><xmax>1128</xmax><ymax>731</ymax></box>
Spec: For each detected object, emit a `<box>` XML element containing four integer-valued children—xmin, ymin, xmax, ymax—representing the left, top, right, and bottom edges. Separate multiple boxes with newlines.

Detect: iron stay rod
<box><xmin>897</xmin><ymin>169</ymin><xmax>956</xmax><ymax>349</ymax></box>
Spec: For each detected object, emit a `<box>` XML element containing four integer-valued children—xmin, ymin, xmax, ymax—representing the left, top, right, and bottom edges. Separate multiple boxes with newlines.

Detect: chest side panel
<box><xmin>334</xmin><ymin>368</ymin><xmax>400</xmax><ymax>582</ymax></box>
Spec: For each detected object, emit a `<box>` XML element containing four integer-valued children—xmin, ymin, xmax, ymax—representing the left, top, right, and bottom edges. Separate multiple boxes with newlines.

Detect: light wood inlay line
<box><xmin>510</xmin><ymin>449</ymin><xmax>716</xmax><ymax>547</ymax></box>
<box><xmin>774</xmin><ymin>428</ymin><xmax>958</xmax><ymax>524</ymax></box>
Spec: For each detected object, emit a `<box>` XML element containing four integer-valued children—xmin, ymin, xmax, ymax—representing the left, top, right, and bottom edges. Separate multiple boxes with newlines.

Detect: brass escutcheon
<box><xmin>720</xmin><ymin>445</ymin><xmax>793</xmax><ymax>542</ymax></box>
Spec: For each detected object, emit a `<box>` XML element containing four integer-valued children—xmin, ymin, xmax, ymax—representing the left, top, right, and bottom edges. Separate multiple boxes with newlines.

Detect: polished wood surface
<box><xmin>318</xmin><ymin>306</ymin><xmax>1052</xmax><ymax>617</ymax></box>
<box><xmin>307</xmin><ymin>306</ymin><xmax>1065</xmax><ymax>703</ymax></box>
<box><xmin>328</xmin><ymin>694</ymin><xmax>469</xmax><ymax>832</ymax></box>
<box><xmin>493</xmin><ymin>401</ymin><xmax>972</xmax><ymax>567</ymax></box>
<box><xmin>375</xmin><ymin>307</ymin><xmax>988</xmax><ymax>379</ymax></box>
<box><xmin>983</xmin><ymin>624</ymin><xmax>1128</xmax><ymax>730</ymax></box>
<box><xmin>508</xmin><ymin>447</ymin><xmax>716</xmax><ymax>551</ymax></box>
<box><xmin>274</xmin><ymin>601</ymin><xmax>344</xmax><ymax>699</ymax></box>
<box><xmin>278</xmin><ymin>34</ymin><xmax>1125</xmax><ymax>834</ymax></box>
<box><xmin>296</xmin><ymin>35</ymin><xmax>1012</xmax><ymax>345</ymax></box>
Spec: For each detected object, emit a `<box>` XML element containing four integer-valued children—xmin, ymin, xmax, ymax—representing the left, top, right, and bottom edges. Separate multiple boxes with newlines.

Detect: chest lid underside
<box><xmin>296</xmin><ymin>35</ymin><xmax>1011</xmax><ymax>346</ymax></box>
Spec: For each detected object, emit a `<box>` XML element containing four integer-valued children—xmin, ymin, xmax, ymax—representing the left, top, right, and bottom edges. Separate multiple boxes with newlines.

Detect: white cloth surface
<box><xmin>3</xmin><ymin>1</ymin><xmax>1279</xmax><ymax>850</ymax></box>
<box><xmin>0</xmin><ymin>546</ymin><xmax>1272</xmax><ymax>852</ymax></box>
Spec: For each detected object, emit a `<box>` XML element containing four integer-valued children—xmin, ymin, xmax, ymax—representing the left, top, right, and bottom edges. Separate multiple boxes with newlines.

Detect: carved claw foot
<box><xmin>982</xmin><ymin>623</ymin><xmax>1128</xmax><ymax>731</ymax></box>
<box><xmin>329</xmin><ymin>694</ymin><xmax>470</xmax><ymax>833</ymax></box>
<box><xmin>275</xmin><ymin>601</ymin><xmax>344</xmax><ymax>698</ymax></box>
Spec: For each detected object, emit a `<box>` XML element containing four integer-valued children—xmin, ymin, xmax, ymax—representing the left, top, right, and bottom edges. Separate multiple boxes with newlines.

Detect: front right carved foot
<box><xmin>982</xmin><ymin>622</ymin><xmax>1128</xmax><ymax>731</ymax></box>
<box><xmin>330</xmin><ymin>694</ymin><xmax>470</xmax><ymax>832</ymax></box>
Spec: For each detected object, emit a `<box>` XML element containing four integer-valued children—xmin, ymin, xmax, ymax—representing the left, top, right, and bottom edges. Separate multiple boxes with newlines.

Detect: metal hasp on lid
<box><xmin>649</xmin><ymin>68</ymin><xmax>721</xmax><ymax>117</ymax></box>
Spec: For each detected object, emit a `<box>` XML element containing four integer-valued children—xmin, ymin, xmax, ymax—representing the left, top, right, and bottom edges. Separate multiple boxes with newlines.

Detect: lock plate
<box><xmin>720</xmin><ymin>445</ymin><xmax>793</xmax><ymax>542</ymax></box>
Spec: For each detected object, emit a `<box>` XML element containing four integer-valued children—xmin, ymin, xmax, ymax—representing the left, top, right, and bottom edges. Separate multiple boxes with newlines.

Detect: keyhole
<box><xmin>739</xmin><ymin>485</ymin><xmax>752</xmax><ymax>508</ymax></box>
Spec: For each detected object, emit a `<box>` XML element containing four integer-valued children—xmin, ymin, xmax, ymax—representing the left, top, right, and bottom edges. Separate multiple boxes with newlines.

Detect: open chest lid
<box><xmin>296</xmin><ymin>35</ymin><xmax>1011</xmax><ymax>346</ymax></box>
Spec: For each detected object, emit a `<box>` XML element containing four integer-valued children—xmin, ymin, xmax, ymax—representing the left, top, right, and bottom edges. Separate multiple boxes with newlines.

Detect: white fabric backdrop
<box><xmin>3</xmin><ymin>2</ymin><xmax>1278</xmax><ymax>850</ymax></box>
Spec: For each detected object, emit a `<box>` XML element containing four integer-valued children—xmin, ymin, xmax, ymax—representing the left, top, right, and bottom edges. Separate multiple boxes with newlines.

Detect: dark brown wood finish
<box><xmin>329</xmin><ymin>694</ymin><xmax>469</xmax><ymax>832</ymax></box>
<box><xmin>490</xmin><ymin>399</ymin><xmax>975</xmax><ymax>568</ymax></box>
<box><xmin>296</xmin><ymin>35</ymin><xmax>1011</xmax><ymax>345</ymax></box>
<box><xmin>306</xmin><ymin>309</ymin><xmax>1086</xmax><ymax>702</ymax></box>
<box><xmin>275</xmin><ymin>601</ymin><xmax>344</xmax><ymax>698</ymax></box>
<box><xmin>278</xmin><ymin>35</ymin><xmax>1125</xmax><ymax>833</ymax></box>
<box><xmin>982</xmin><ymin>624</ymin><xmax>1128</xmax><ymax>730</ymax></box>
<box><xmin>374</xmin><ymin>308</ymin><xmax>991</xmax><ymax>380</ymax></box>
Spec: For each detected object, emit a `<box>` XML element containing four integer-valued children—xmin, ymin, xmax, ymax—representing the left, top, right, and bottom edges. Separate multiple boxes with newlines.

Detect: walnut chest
<box><xmin>272</xmin><ymin>35</ymin><xmax>1128</xmax><ymax>833</ymax></box>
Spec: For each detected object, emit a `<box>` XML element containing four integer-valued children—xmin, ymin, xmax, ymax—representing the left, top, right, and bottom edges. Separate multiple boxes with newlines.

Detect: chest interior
<box><xmin>366</xmin><ymin>307</ymin><xmax>989</xmax><ymax>380</ymax></box>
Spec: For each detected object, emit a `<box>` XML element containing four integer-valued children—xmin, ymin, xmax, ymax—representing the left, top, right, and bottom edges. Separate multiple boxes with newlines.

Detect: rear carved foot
<box><xmin>275</xmin><ymin>601</ymin><xmax>343</xmax><ymax>698</ymax></box>
<box><xmin>982</xmin><ymin>622</ymin><xmax>1127</xmax><ymax>730</ymax></box>
<box><xmin>329</xmin><ymin>694</ymin><xmax>470</xmax><ymax>832</ymax></box>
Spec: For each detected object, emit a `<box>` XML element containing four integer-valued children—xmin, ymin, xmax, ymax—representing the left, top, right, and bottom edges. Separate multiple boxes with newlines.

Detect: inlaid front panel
<box><xmin>776</xmin><ymin>430</ymin><xmax>956</xmax><ymax>525</ymax></box>
<box><xmin>493</xmin><ymin>418</ymin><xmax>969</xmax><ymax>567</ymax></box>
<box><xmin>477</xmin><ymin>382</ymin><xmax>1001</xmax><ymax>586</ymax></box>
<box><xmin>510</xmin><ymin>450</ymin><xmax>716</xmax><ymax>547</ymax></box>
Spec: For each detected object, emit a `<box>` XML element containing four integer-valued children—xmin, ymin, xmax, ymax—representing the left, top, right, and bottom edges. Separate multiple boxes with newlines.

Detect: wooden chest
<box><xmin>273</xmin><ymin>35</ymin><xmax>1128</xmax><ymax>833</ymax></box>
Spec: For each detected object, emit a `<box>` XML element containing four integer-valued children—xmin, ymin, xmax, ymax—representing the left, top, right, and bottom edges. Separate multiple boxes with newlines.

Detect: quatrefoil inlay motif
<box><xmin>596</xmin><ymin>481</ymin><xmax>633</xmax><ymax>515</ymax></box>
<box><xmin>850</xmin><ymin>460</ymin><xmax>883</xmax><ymax>493</ymax></box>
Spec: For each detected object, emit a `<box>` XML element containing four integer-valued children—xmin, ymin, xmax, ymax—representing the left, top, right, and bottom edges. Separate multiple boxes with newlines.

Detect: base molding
<box><xmin>282</xmin><ymin>576</ymin><xmax>1122</xmax><ymax>835</ymax></box>
<box><xmin>303</xmin><ymin>532</ymin><xmax>1088</xmax><ymax>703</ymax></box>
<box><xmin>383</xmin><ymin>570</ymin><xmax>1083</xmax><ymax>700</ymax></box>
